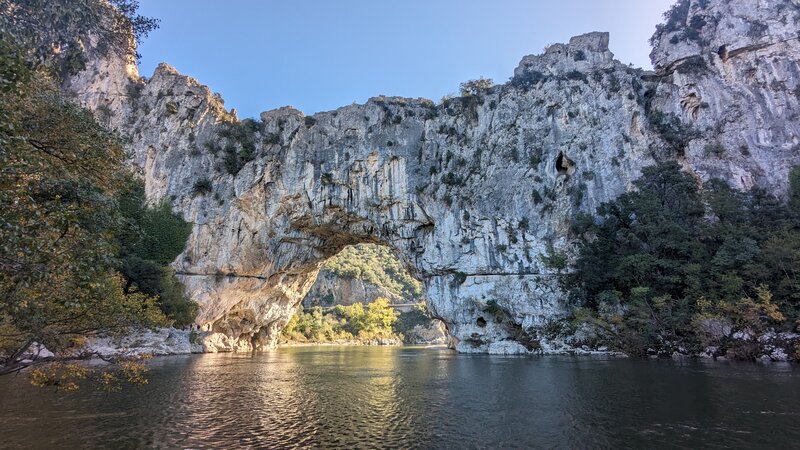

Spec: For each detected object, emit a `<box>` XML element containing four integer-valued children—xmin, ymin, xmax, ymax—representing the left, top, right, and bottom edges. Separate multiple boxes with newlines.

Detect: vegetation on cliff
<box><xmin>116</xmin><ymin>180</ymin><xmax>197</xmax><ymax>327</ymax></box>
<box><xmin>320</xmin><ymin>244</ymin><xmax>423</xmax><ymax>301</ymax></box>
<box><xmin>568</xmin><ymin>162</ymin><xmax>800</xmax><ymax>360</ymax></box>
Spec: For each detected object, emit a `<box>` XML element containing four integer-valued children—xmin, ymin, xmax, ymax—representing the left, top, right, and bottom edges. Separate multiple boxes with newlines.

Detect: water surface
<box><xmin>0</xmin><ymin>346</ymin><xmax>798</xmax><ymax>449</ymax></box>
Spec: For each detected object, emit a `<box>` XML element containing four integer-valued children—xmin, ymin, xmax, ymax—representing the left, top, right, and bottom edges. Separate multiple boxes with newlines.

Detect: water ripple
<box><xmin>0</xmin><ymin>347</ymin><xmax>798</xmax><ymax>449</ymax></box>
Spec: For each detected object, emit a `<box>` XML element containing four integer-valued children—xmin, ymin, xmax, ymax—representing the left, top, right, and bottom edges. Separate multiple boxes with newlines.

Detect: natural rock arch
<box><xmin>66</xmin><ymin>0</ymin><xmax>800</xmax><ymax>353</ymax></box>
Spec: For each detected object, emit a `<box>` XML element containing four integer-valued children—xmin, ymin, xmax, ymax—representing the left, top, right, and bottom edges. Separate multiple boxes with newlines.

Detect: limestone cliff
<box><xmin>303</xmin><ymin>271</ymin><xmax>402</xmax><ymax>308</ymax></box>
<box><xmin>64</xmin><ymin>0</ymin><xmax>800</xmax><ymax>353</ymax></box>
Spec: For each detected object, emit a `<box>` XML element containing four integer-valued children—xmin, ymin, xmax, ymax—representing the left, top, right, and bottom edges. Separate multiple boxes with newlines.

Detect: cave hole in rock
<box><xmin>291</xmin><ymin>242</ymin><xmax>446</xmax><ymax>344</ymax></box>
<box><xmin>555</xmin><ymin>151</ymin><xmax>576</xmax><ymax>176</ymax></box>
<box><xmin>718</xmin><ymin>45</ymin><xmax>728</xmax><ymax>61</ymax></box>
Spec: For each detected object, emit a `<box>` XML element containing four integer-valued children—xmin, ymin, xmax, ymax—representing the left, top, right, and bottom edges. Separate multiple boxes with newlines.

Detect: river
<box><xmin>0</xmin><ymin>346</ymin><xmax>798</xmax><ymax>449</ymax></box>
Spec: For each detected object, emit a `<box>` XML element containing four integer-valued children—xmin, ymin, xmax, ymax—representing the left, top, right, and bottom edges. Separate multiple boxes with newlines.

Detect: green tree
<box><xmin>115</xmin><ymin>180</ymin><xmax>197</xmax><ymax>327</ymax></box>
<box><xmin>321</xmin><ymin>244</ymin><xmax>422</xmax><ymax>300</ymax></box>
<box><xmin>570</xmin><ymin>162</ymin><xmax>800</xmax><ymax>358</ymax></box>
<box><xmin>1</xmin><ymin>0</ymin><xmax>159</xmax><ymax>74</ymax></box>
<box><xmin>365</xmin><ymin>298</ymin><xmax>398</xmax><ymax>331</ymax></box>
<box><xmin>0</xmin><ymin>41</ymin><xmax>166</xmax><ymax>376</ymax></box>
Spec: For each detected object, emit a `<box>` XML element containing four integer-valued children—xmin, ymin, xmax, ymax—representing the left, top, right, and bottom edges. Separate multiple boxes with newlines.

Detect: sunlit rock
<box><xmin>64</xmin><ymin>0</ymin><xmax>800</xmax><ymax>353</ymax></box>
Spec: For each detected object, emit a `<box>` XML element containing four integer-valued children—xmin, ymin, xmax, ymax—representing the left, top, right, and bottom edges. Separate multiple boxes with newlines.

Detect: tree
<box><xmin>570</xmin><ymin>161</ymin><xmax>800</xmax><ymax>358</ymax></box>
<box><xmin>116</xmin><ymin>180</ymin><xmax>197</xmax><ymax>327</ymax></box>
<box><xmin>0</xmin><ymin>0</ymin><xmax>159</xmax><ymax>73</ymax></box>
<box><xmin>365</xmin><ymin>298</ymin><xmax>398</xmax><ymax>331</ymax></box>
<box><xmin>0</xmin><ymin>36</ymin><xmax>167</xmax><ymax>381</ymax></box>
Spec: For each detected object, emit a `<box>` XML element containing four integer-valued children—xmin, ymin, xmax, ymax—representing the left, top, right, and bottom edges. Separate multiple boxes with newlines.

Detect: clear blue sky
<box><xmin>136</xmin><ymin>0</ymin><xmax>675</xmax><ymax>119</ymax></box>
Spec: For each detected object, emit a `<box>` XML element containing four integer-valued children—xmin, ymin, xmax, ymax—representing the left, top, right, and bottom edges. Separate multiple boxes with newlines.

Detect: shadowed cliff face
<box><xmin>65</xmin><ymin>0</ymin><xmax>800</xmax><ymax>353</ymax></box>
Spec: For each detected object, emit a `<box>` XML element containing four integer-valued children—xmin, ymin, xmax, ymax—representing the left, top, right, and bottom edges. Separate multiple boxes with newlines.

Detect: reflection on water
<box><xmin>0</xmin><ymin>346</ymin><xmax>799</xmax><ymax>448</ymax></box>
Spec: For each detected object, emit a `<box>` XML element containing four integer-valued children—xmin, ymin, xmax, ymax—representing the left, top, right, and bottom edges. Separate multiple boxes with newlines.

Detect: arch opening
<box><xmin>279</xmin><ymin>243</ymin><xmax>447</xmax><ymax>346</ymax></box>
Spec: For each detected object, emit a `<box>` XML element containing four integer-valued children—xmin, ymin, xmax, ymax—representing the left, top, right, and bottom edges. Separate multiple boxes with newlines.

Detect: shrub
<box><xmin>539</xmin><ymin>244</ymin><xmax>567</xmax><ymax>272</ymax></box>
<box><xmin>675</xmin><ymin>55</ymin><xmax>708</xmax><ymax>75</ymax></box>
<box><xmin>116</xmin><ymin>180</ymin><xmax>197</xmax><ymax>326</ymax></box>
<box><xmin>565</xmin><ymin>70</ymin><xmax>587</xmax><ymax>82</ymax></box>
<box><xmin>646</xmin><ymin>110</ymin><xmax>699</xmax><ymax>153</ymax></box>
<box><xmin>510</xmin><ymin>70</ymin><xmax>547</xmax><ymax>88</ymax></box>
<box><xmin>532</xmin><ymin>190</ymin><xmax>543</xmax><ymax>205</ymax></box>
<box><xmin>568</xmin><ymin>162</ymin><xmax>800</xmax><ymax>357</ymax></box>
<box><xmin>442</xmin><ymin>172</ymin><xmax>462</xmax><ymax>186</ymax></box>
<box><xmin>263</xmin><ymin>132</ymin><xmax>280</xmax><ymax>145</ymax></box>
<box><xmin>451</xmin><ymin>272</ymin><xmax>468</xmax><ymax>288</ymax></box>
<box><xmin>192</xmin><ymin>178</ymin><xmax>213</xmax><ymax>196</ymax></box>
<box><xmin>704</xmin><ymin>142</ymin><xmax>725</xmax><ymax>156</ymax></box>
<box><xmin>165</xmin><ymin>101</ymin><xmax>178</xmax><ymax>115</ymax></box>
<box><xmin>323</xmin><ymin>244</ymin><xmax>422</xmax><ymax>299</ymax></box>
<box><xmin>459</xmin><ymin>77</ymin><xmax>493</xmax><ymax>97</ymax></box>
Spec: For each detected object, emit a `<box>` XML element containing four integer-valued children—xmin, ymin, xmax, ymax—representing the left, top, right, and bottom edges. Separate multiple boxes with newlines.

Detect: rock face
<box><xmin>64</xmin><ymin>0</ymin><xmax>800</xmax><ymax>353</ymax></box>
<box><xmin>302</xmin><ymin>271</ymin><xmax>400</xmax><ymax>307</ymax></box>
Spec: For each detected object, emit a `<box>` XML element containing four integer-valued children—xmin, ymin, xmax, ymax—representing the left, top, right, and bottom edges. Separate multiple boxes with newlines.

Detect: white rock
<box><xmin>62</xmin><ymin>0</ymin><xmax>800</xmax><ymax>353</ymax></box>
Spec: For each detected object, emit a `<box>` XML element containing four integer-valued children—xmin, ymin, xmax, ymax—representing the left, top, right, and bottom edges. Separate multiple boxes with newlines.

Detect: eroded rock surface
<box><xmin>65</xmin><ymin>0</ymin><xmax>800</xmax><ymax>353</ymax></box>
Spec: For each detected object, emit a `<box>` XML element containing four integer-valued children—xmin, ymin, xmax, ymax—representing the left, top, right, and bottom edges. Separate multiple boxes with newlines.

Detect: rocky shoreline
<box><xmin>77</xmin><ymin>325</ymin><xmax>798</xmax><ymax>364</ymax></box>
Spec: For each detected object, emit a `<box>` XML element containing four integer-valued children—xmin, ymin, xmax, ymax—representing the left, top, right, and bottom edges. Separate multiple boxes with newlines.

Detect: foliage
<box><xmin>0</xmin><ymin>42</ymin><xmax>171</xmax><ymax>378</ymax></box>
<box><xmin>322</xmin><ymin>244</ymin><xmax>422</xmax><ymax>300</ymax></box>
<box><xmin>646</xmin><ymin>110</ymin><xmax>699</xmax><ymax>153</ymax></box>
<box><xmin>459</xmin><ymin>77</ymin><xmax>493</xmax><ymax>97</ymax></box>
<box><xmin>116</xmin><ymin>180</ymin><xmax>197</xmax><ymax>327</ymax></box>
<box><xmin>450</xmin><ymin>272</ymin><xmax>468</xmax><ymax>288</ymax></box>
<box><xmin>217</xmin><ymin>119</ymin><xmax>260</xmax><ymax>175</ymax></box>
<box><xmin>539</xmin><ymin>244</ymin><xmax>568</xmax><ymax>272</ymax></box>
<box><xmin>569</xmin><ymin>162</ymin><xmax>800</xmax><ymax>358</ymax></box>
<box><xmin>392</xmin><ymin>304</ymin><xmax>433</xmax><ymax>336</ymax></box>
<box><xmin>675</xmin><ymin>56</ymin><xmax>708</xmax><ymax>75</ymax></box>
<box><xmin>29</xmin><ymin>354</ymin><xmax>152</xmax><ymax>393</ymax></box>
<box><xmin>281</xmin><ymin>299</ymin><xmax>400</xmax><ymax>343</ymax></box>
<box><xmin>510</xmin><ymin>70</ymin><xmax>547</xmax><ymax>89</ymax></box>
<box><xmin>192</xmin><ymin>178</ymin><xmax>213</xmax><ymax>196</ymax></box>
<box><xmin>0</xmin><ymin>0</ymin><xmax>158</xmax><ymax>74</ymax></box>
<box><xmin>651</xmin><ymin>0</ymin><xmax>711</xmax><ymax>47</ymax></box>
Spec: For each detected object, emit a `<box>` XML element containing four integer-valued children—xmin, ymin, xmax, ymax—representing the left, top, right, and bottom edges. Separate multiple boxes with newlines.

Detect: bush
<box><xmin>217</xmin><ymin>120</ymin><xmax>260</xmax><ymax>175</ymax></box>
<box><xmin>459</xmin><ymin>77</ymin><xmax>493</xmax><ymax>97</ymax></box>
<box><xmin>646</xmin><ymin>110</ymin><xmax>699</xmax><ymax>153</ymax></box>
<box><xmin>539</xmin><ymin>244</ymin><xmax>567</xmax><ymax>272</ymax></box>
<box><xmin>510</xmin><ymin>70</ymin><xmax>547</xmax><ymax>88</ymax></box>
<box><xmin>450</xmin><ymin>271</ymin><xmax>468</xmax><ymax>288</ymax></box>
<box><xmin>263</xmin><ymin>132</ymin><xmax>280</xmax><ymax>145</ymax></box>
<box><xmin>675</xmin><ymin>56</ymin><xmax>708</xmax><ymax>75</ymax></box>
<box><xmin>281</xmin><ymin>299</ymin><xmax>400</xmax><ymax>343</ymax></box>
<box><xmin>393</xmin><ymin>306</ymin><xmax>432</xmax><ymax>336</ymax></box>
<box><xmin>192</xmin><ymin>178</ymin><xmax>213</xmax><ymax>196</ymax></box>
<box><xmin>704</xmin><ymin>142</ymin><xmax>725</xmax><ymax>156</ymax></box>
<box><xmin>565</xmin><ymin>70</ymin><xmax>587</xmax><ymax>82</ymax></box>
